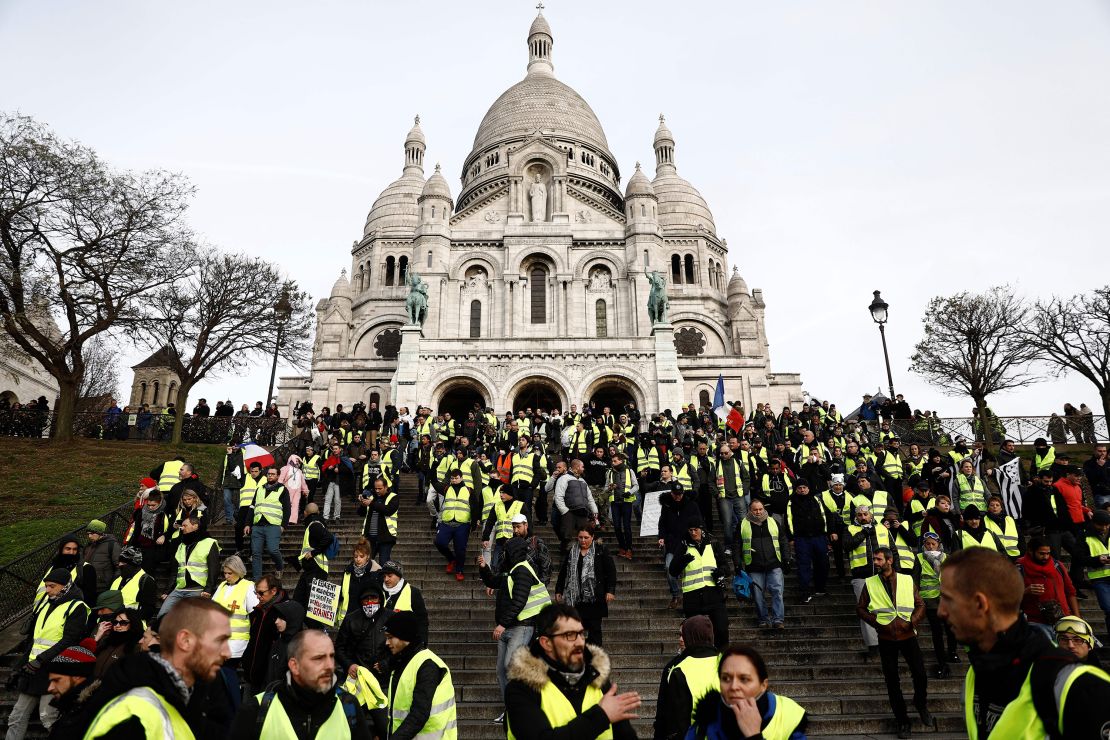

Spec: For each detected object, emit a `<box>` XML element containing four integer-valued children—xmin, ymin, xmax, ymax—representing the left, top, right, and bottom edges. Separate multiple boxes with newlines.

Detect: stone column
<box><xmin>390</xmin><ymin>325</ymin><xmax>423</xmax><ymax>413</ymax></box>
<box><xmin>652</xmin><ymin>322</ymin><xmax>684</xmax><ymax>414</ymax></box>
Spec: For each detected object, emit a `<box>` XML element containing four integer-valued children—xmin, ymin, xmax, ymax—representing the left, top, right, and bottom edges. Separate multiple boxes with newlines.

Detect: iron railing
<box><xmin>856</xmin><ymin>415</ymin><xmax>1106</xmax><ymax>446</ymax></box>
<box><xmin>0</xmin><ymin>410</ymin><xmax>291</xmax><ymax>446</ymax></box>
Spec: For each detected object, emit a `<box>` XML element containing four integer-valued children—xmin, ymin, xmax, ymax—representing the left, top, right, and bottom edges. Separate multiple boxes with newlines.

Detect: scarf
<box><xmin>141</xmin><ymin>501</ymin><xmax>165</xmax><ymax>539</ymax></box>
<box><xmin>351</xmin><ymin>562</ymin><xmax>368</xmax><ymax>578</ymax></box>
<box><xmin>922</xmin><ymin>550</ymin><xmax>944</xmax><ymax>570</ymax></box>
<box><xmin>151</xmin><ymin>652</ymin><xmax>193</xmax><ymax>704</ymax></box>
<box><xmin>384</xmin><ymin>578</ymin><xmax>405</xmax><ymax>598</ymax></box>
<box><xmin>563</xmin><ymin>544</ymin><xmax>597</xmax><ymax>606</ymax></box>
<box><xmin>747</xmin><ymin>508</ymin><xmax>768</xmax><ymax>524</ymax></box>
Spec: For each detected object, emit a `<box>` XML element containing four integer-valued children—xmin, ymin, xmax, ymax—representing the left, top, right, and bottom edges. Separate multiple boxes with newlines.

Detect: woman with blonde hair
<box><xmin>211</xmin><ymin>554</ymin><xmax>258</xmax><ymax>663</ymax></box>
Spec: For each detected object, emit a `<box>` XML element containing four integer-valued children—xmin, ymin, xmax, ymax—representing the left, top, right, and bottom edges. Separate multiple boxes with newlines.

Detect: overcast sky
<box><xmin>3</xmin><ymin>0</ymin><xmax>1109</xmax><ymax>417</ymax></box>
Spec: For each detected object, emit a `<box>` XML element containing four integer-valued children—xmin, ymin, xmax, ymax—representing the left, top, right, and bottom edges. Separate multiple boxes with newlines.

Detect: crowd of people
<box><xmin>9</xmin><ymin>393</ymin><xmax>1110</xmax><ymax>739</ymax></box>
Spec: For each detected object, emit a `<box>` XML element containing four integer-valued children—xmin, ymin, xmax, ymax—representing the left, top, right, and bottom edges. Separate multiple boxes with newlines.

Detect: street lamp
<box><xmin>265</xmin><ymin>289</ymin><xmax>294</xmax><ymax>412</ymax></box>
<box><xmin>868</xmin><ymin>290</ymin><xmax>895</xmax><ymax>399</ymax></box>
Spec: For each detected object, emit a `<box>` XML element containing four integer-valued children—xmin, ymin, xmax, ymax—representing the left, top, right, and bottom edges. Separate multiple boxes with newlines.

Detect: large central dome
<box><xmin>471</xmin><ymin>74</ymin><xmax>612</xmax><ymax>159</ymax></box>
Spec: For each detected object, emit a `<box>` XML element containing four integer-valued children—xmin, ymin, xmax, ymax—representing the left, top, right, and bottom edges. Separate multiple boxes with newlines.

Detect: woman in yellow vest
<box><xmin>957</xmin><ymin>505</ymin><xmax>1005</xmax><ymax>554</ymax></box>
<box><xmin>688</xmin><ymin>644</ymin><xmax>807</xmax><ymax>740</ymax></box>
<box><xmin>983</xmin><ymin>495</ymin><xmax>1020</xmax><ymax>559</ymax></box>
<box><xmin>914</xmin><ymin>533</ymin><xmax>958</xmax><ymax>679</ymax></box>
<box><xmin>211</xmin><ymin>554</ymin><xmax>257</xmax><ymax>665</ymax></box>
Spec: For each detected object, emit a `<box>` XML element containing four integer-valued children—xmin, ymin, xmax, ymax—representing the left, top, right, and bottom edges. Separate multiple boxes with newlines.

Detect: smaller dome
<box><xmin>420</xmin><ymin>164</ymin><xmax>453</xmax><ymax>201</ymax></box>
<box><xmin>405</xmin><ymin>115</ymin><xmax>425</xmax><ymax>147</ymax></box>
<box><xmin>624</xmin><ymin>162</ymin><xmax>655</xmax><ymax>198</ymax></box>
<box><xmin>727</xmin><ymin>266</ymin><xmax>749</xmax><ymax>300</ymax></box>
<box><xmin>529</xmin><ymin>11</ymin><xmax>552</xmax><ymax>38</ymax></box>
<box><xmin>654</xmin><ymin>113</ymin><xmax>674</xmax><ymax>147</ymax></box>
<box><xmin>330</xmin><ymin>269</ymin><xmax>352</xmax><ymax>300</ymax></box>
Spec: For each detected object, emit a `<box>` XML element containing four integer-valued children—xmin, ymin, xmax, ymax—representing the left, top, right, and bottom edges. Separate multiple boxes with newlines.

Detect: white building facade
<box><xmin>278</xmin><ymin>11</ymin><xmax>802</xmax><ymax>418</ymax></box>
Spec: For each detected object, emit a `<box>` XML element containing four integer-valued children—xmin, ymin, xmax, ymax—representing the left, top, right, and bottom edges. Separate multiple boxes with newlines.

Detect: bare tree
<box><xmin>910</xmin><ymin>286</ymin><xmax>1043</xmax><ymax>451</ymax></box>
<box><xmin>135</xmin><ymin>248</ymin><xmax>314</xmax><ymax>444</ymax></box>
<box><xmin>1024</xmin><ymin>287</ymin><xmax>1110</xmax><ymax>419</ymax></box>
<box><xmin>0</xmin><ymin>113</ymin><xmax>192</xmax><ymax>440</ymax></box>
<box><xmin>76</xmin><ymin>336</ymin><xmax>121</xmax><ymax>412</ymax></box>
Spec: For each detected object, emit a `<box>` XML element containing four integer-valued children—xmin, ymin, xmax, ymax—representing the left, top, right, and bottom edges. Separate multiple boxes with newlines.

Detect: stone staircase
<box><xmin>0</xmin><ymin>473</ymin><xmax>969</xmax><ymax>738</ymax></box>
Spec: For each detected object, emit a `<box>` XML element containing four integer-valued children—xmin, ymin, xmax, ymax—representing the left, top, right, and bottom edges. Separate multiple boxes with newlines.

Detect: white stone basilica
<box><xmin>277</xmin><ymin>10</ymin><xmax>802</xmax><ymax>419</ymax></box>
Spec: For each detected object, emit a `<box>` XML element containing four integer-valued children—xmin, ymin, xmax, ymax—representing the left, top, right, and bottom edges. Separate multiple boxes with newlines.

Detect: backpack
<box><xmin>325</xmin><ymin>532</ymin><xmax>341</xmax><ymax>561</ymax></box>
<box><xmin>527</xmin><ymin>535</ymin><xmax>552</xmax><ymax>584</ymax></box>
<box><xmin>257</xmin><ymin>681</ymin><xmax>359</xmax><ymax>731</ymax></box>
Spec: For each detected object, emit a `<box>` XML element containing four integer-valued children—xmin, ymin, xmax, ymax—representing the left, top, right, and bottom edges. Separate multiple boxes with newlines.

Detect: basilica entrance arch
<box><xmin>509</xmin><ymin>377</ymin><xmax>566</xmax><ymax>413</ymax></box>
<box><xmin>433</xmin><ymin>378</ymin><xmax>490</xmax><ymax>420</ymax></box>
<box><xmin>581</xmin><ymin>373</ymin><xmax>647</xmax><ymax>416</ymax></box>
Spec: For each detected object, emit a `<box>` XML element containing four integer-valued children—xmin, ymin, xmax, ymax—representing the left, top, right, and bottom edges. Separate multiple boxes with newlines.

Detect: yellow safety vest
<box><xmin>668</xmin><ymin>655</ymin><xmax>719</xmax><ymax>722</ymax></box>
<box><xmin>985</xmin><ymin>516</ymin><xmax>1020</xmax><ymax>558</ymax></box>
<box><xmin>916</xmin><ymin>552</ymin><xmax>944</xmax><ymax>600</ymax></box>
<box><xmin>256</xmin><ymin>690</ymin><xmax>351</xmax><ymax>739</ymax></box>
<box><xmin>762</xmin><ymin>694</ymin><xmax>807</xmax><ymax>740</ymax></box>
<box><xmin>716</xmin><ymin>459</ymin><xmax>744</xmax><ymax>499</ymax></box>
<box><xmin>821</xmin><ymin>491</ymin><xmax>853</xmax><ymax>527</ymax></box>
<box><xmin>481</xmin><ymin>486</ymin><xmax>498</xmax><ymax>522</ymax></box>
<box><xmin>343</xmin><ymin>665</ymin><xmax>388</xmax><ymax>710</ymax></box>
<box><xmin>761</xmin><ymin>473</ymin><xmax>793</xmax><ymax>497</ymax></box>
<box><xmin>864</xmin><ymin>572</ymin><xmax>915</xmax><ymax>625</ymax></box>
<box><xmin>957</xmin><ymin>475</ymin><xmax>987</xmax><ymax>511</ymax></box>
<box><xmin>681</xmin><ymin>543</ymin><xmax>717</xmax><ymax>593</ymax></box>
<box><xmin>158</xmin><ymin>460</ymin><xmax>184</xmax><ymax>492</ymax></box>
<box><xmin>493</xmin><ymin>500</ymin><xmax>524</xmax><ymax>541</ymax></box>
<box><xmin>636</xmin><ymin>447</ymin><xmax>660</xmax><ymax>474</ymax></box>
<box><xmin>30</xmin><ymin>599</ymin><xmax>88</xmax><ymax>660</ymax></box>
<box><xmin>303</xmin><ymin>454</ymin><xmax>321</xmax><ymax>481</ymax></box>
<box><xmin>110</xmin><ymin>570</ymin><xmax>148</xmax><ymax>610</ymax></box>
<box><xmin>253</xmin><ymin>485</ymin><xmax>285</xmax><ymax>525</ymax></box>
<box><xmin>389</xmin><ymin>649</ymin><xmax>457</xmax><ymax>739</ymax></box>
<box><xmin>213</xmin><ymin>578</ymin><xmax>253</xmax><ymax>643</ymax></box>
<box><xmin>906</xmin><ymin>497</ymin><xmax>935</xmax><ymax>538</ymax></box>
<box><xmin>847</xmin><ymin>524</ymin><xmax>874</xmax><ymax>571</ymax></box>
<box><xmin>880</xmin><ymin>450</ymin><xmax>904</xmax><ymax>479</ymax></box>
<box><xmin>570</xmin><ymin>431</ymin><xmax>589</xmax><ymax>455</ymax></box>
<box><xmin>507</xmin><ymin>681</ymin><xmax>611</xmax><ymax>740</ymax></box>
<box><xmin>301</xmin><ymin>520</ymin><xmax>330</xmax><ymax>573</ymax></box>
<box><xmin>511</xmin><ymin>452</ymin><xmax>539</xmax><ymax>485</ymax></box>
<box><xmin>960</xmin><ymin>530</ymin><xmax>1001</xmax><ymax>553</ymax></box>
<box><xmin>174</xmin><ymin>537</ymin><xmax>217</xmax><ymax>589</ymax></box>
<box><xmin>333</xmin><ymin>572</ymin><xmax>355</xmax><ymax>627</ymax></box>
<box><xmin>508</xmin><ymin>561</ymin><xmax>551</xmax><ymax>620</ymax></box>
<box><xmin>878</xmin><ymin>526</ymin><xmax>915</xmax><ymax>571</ymax></box>
<box><xmin>852</xmin><ymin>490</ymin><xmax>890</xmax><ymax>517</ymax></box>
<box><xmin>964</xmin><ymin>662</ymin><xmax>1110</xmax><ymax>739</ymax></box>
<box><xmin>671</xmin><ymin>461</ymin><xmax>692</xmax><ymax>490</ymax></box>
<box><xmin>1033</xmin><ymin>449</ymin><xmax>1055</xmax><ymax>474</ymax></box>
<box><xmin>607</xmin><ymin>468</ymin><xmax>637</xmax><ymax>504</ymax></box>
<box><xmin>84</xmin><ymin>686</ymin><xmax>193</xmax><ymax>740</ymax></box>
<box><xmin>1086</xmin><ymin>535</ymin><xmax>1110</xmax><ymax>580</ymax></box>
<box><xmin>391</xmin><ymin>582</ymin><xmax>414</xmax><ymax>613</ymax></box>
<box><xmin>441</xmin><ymin>485</ymin><xmax>472</xmax><ymax>524</ymax></box>
<box><xmin>740</xmin><ymin>518</ymin><xmax>781</xmax><ymax>566</ymax></box>
<box><xmin>240</xmin><ymin>475</ymin><xmax>263</xmax><ymax>509</ymax></box>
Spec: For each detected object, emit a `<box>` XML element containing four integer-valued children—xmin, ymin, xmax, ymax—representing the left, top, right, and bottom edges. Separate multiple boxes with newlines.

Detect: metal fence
<box><xmin>0</xmin><ymin>410</ymin><xmax>292</xmax><ymax>446</ymax></box>
<box><xmin>862</xmin><ymin>415</ymin><xmax>1106</xmax><ymax>446</ymax></box>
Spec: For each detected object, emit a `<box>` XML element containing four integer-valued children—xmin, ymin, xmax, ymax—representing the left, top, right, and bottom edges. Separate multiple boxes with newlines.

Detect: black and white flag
<box><xmin>994</xmin><ymin>457</ymin><xmax>1023</xmax><ymax>518</ymax></box>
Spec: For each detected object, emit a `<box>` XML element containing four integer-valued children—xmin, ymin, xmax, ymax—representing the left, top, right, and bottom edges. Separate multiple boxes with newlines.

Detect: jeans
<box><xmin>222</xmin><ymin>487</ymin><xmax>237</xmax><ymax>522</ymax></box>
<box><xmin>794</xmin><ymin>535</ymin><xmax>829</xmax><ymax>594</ymax></box>
<box><xmin>1092</xmin><ymin>579</ymin><xmax>1110</xmax><ymax>637</ymax></box>
<box><xmin>717</xmin><ymin>496</ymin><xmax>745</xmax><ymax>546</ymax></box>
<box><xmin>852</xmin><ymin>578</ymin><xmax>879</xmax><ymax>647</ymax></box>
<box><xmin>158</xmin><ymin>587</ymin><xmax>202</xmax><ymax>617</ymax></box>
<box><xmin>749</xmin><ymin>569</ymin><xmax>784</xmax><ymax>624</ymax></box>
<box><xmin>251</xmin><ymin>523</ymin><xmax>284</xmax><ymax>580</ymax></box>
<box><xmin>435</xmin><ymin>522</ymin><xmax>471</xmax><ymax>574</ymax></box>
<box><xmin>497</xmin><ymin>625</ymin><xmax>534</xmax><ymax>698</ymax></box>
<box><xmin>879</xmin><ymin>638</ymin><xmax>928</xmax><ymax>723</ymax></box>
<box><xmin>925</xmin><ymin>605</ymin><xmax>958</xmax><ymax>665</ymax></box>
<box><xmin>5</xmin><ymin>692</ymin><xmax>58</xmax><ymax>740</ymax></box>
<box><xmin>610</xmin><ymin>502</ymin><xmax>633</xmax><ymax>551</ymax></box>
<box><xmin>664</xmin><ymin>551</ymin><xmax>681</xmax><ymax>598</ymax></box>
<box><xmin>369</xmin><ymin>540</ymin><xmax>393</xmax><ymax>566</ymax></box>
<box><xmin>324</xmin><ymin>482</ymin><xmax>342</xmax><ymax>519</ymax></box>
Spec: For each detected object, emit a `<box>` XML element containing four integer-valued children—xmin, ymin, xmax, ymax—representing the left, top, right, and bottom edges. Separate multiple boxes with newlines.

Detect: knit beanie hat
<box><xmin>680</xmin><ymin>615</ymin><xmax>715</xmax><ymax>648</ymax></box>
<box><xmin>47</xmin><ymin>638</ymin><xmax>97</xmax><ymax>677</ymax></box>
<box><xmin>384</xmin><ymin>611</ymin><xmax>420</xmax><ymax>643</ymax></box>
<box><xmin>44</xmin><ymin>567</ymin><xmax>72</xmax><ymax>586</ymax></box>
<box><xmin>381</xmin><ymin>561</ymin><xmax>404</xmax><ymax>578</ymax></box>
<box><xmin>86</xmin><ymin>519</ymin><xmax>107</xmax><ymax>534</ymax></box>
<box><xmin>94</xmin><ymin>590</ymin><xmax>124</xmax><ymax>612</ymax></box>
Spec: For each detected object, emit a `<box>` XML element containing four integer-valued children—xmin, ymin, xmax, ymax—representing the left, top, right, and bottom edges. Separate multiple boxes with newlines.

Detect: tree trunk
<box><xmin>170</xmin><ymin>380</ymin><xmax>193</xmax><ymax>445</ymax></box>
<box><xmin>51</xmin><ymin>377</ymin><xmax>80</xmax><ymax>443</ymax></box>
<box><xmin>974</xmin><ymin>397</ymin><xmax>994</xmax><ymax>455</ymax></box>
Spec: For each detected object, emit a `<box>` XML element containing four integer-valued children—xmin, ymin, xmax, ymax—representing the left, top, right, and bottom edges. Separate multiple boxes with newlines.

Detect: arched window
<box><xmin>426</xmin><ymin>250</ymin><xmax>432</xmax><ymax>268</ymax></box>
<box><xmin>699</xmin><ymin>389</ymin><xmax>711</xmax><ymax>410</ymax></box>
<box><xmin>641</xmin><ymin>204</ymin><xmax>646</xmax><ymax>217</ymax></box>
<box><xmin>595</xmin><ymin>299</ymin><xmax>608</xmax><ymax>338</ymax></box>
<box><xmin>530</xmin><ymin>266</ymin><xmax>547</xmax><ymax>324</ymax></box>
<box><xmin>671</xmin><ymin>254</ymin><xmax>682</xmax><ymax>284</ymax></box>
<box><xmin>152</xmin><ymin>381</ymin><xmax>160</xmax><ymax>405</ymax></box>
<box><xmin>385</xmin><ymin>256</ymin><xmax>396</xmax><ymax>286</ymax></box>
<box><xmin>140</xmin><ymin>382</ymin><xmax>147</xmax><ymax>404</ymax></box>
<box><xmin>357</xmin><ymin>265</ymin><xmax>365</xmax><ymax>292</ymax></box>
<box><xmin>684</xmin><ymin>254</ymin><xmax>696</xmax><ymax>284</ymax></box>
<box><xmin>369</xmin><ymin>392</ymin><xmax>381</xmax><ymax>407</ymax></box>
<box><xmin>168</xmin><ymin>382</ymin><xmax>177</xmax><ymax>404</ymax></box>
<box><xmin>398</xmin><ymin>256</ymin><xmax>409</xmax><ymax>283</ymax></box>
<box><xmin>708</xmin><ymin>261</ymin><xmax>716</xmax><ymax>290</ymax></box>
<box><xmin>470</xmin><ymin>300</ymin><xmax>482</xmax><ymax>338</ymax></box>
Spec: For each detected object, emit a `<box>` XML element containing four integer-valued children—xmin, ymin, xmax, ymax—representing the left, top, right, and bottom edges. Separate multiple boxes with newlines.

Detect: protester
<box><xmin>670</xmin><ymin>517</ymin><xmax>730</xmax><ymax>648</ymax></box>
<box><xmin>82</xmin><ymin>520</ymin><xmax>120</xmax><ymax>598</ymax></box>
<box><xmin>653</xmin><ymin>616</ymin><xmax>718</xmax><ymax>740</ymax></box>
<box><xmin>92</xmin><ymin>607</ymin><xmax>143</xmax><ymax>681</ymax></box>
<box><xmin>383</xmin><ymin>611</ymin><xmax>457</xmax><ymax>740</ymax></box>
<box><xmin>555</xmin><ymin>525</ymin><xmax>617</xmax><ymax>645</ymax></box>
<box><xmin>43</xmin><ymin>638</ymin><xmax>98</xmax><ymax>740</ymax></box>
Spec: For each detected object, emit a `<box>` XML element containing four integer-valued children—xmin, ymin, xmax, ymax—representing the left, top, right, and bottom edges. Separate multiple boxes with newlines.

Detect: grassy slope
<box><xmin>0</xmin><ymin>439</ymin><xmax>225</xmax><ymax>564</ymax></box>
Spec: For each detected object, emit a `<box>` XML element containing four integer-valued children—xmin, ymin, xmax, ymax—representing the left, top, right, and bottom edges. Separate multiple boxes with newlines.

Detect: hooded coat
<box><xmin>266</xmin><ymin>600</ymin><xmax>306</xmax><ymax>685</ymax></box>
<box><xmin>83</xmin><ymin>534</ymin><xmax>121</xmax><ymax>595</ymax></box>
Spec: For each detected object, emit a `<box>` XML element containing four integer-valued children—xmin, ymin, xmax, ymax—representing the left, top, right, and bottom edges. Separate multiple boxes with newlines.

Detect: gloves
<box><xmin>21</xmin><ymin>659</ymin><xmax>40</xmax><ymax>675</ymax></box>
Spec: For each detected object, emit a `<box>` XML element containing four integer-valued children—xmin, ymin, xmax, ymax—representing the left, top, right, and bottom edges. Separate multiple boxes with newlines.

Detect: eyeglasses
<box><xmin>1056</xmin><ymin>633</ymin><xmax>1089</xmax><ymax>646</ymax></box>
<box><xmin>112</xmin><ymin>619</ymin><xmax>130</xmax><ymax>626</ymax></box>
<box><xmin>255</xmin><ymin>588</ymin><xmax>273</xmax><ymax>596</ymax></box>
<box><xmin>547</xmin><ymin>629</ymin><xmax>588</xmax><ymax>642</ymax></box>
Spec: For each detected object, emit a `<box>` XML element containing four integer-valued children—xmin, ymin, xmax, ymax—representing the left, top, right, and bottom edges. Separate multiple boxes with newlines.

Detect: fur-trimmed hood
<box><xmin>507</xmin><ymin>643</ymin><xmax>611</xmax><ymax>691</ymax></box>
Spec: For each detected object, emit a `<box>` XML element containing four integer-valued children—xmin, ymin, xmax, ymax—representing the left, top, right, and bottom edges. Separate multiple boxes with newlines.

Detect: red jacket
<box><xmin>1017</xmin><ymin>553</ymin><xmax>1076</xmax><ymax>623</ymax></box>
<box><xmin>1054</xmin><ymin>479</ymin><xmax>1087</xmax><ymax>524</ymax></box>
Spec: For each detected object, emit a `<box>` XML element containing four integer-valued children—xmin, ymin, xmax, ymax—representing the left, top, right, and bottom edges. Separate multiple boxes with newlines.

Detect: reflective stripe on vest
<box><xmin>681</xmin><ymin>544</ymin><xmax>717</xmax><ymax>593</ymax></box>
<box><xmin>30</xmin><ymin>599</ymin><xmax>88</xmax><ymax>660</ymax></box>
<box><xmin>175</xmin><ymin>537</ymin><xmax>217</xmax><ymax>589</ymax></box>
<box><xmin>390</xmin><ymin>649</ymin><xmax>457</xmax><ymax>739</ymax></box>
<box><xmin>879</xmin><ymin>527</ymin><xmax>915</xmax><ymax>571</ymax></box>
<box><xmin>158</xmin><ymin>461</ymin><xmax>184</xmax><ymax>492</ymax></box>
<box><xmin>852</xmin><ymin>490</ymin><xmax>889</xmax><ymax>517</ymax></box>
<box><xmin>511</xmin><ymin>453</ymin><xmax>538</xmax><ymax>485</ymax></box>
<box><xmin>257</xmin><ymin>689</ymin><xmax>350</xmax><ymax>739</ymax></box>
<box><xmin>240</xmin><ymin>476</ymin><xmax>263</xmax><ymax>508</ymax></box>
<box><xmin>441</xmin><ymin>486</ymin><xmax>472</xmax><ymax>524</ymax></box>
<box><xmin>509</xmin><ymin>561</ymin><xmax>552</xmax><ymax>620</ymax></box>
<box><xmin>213</xmin><ymin>578</ymin><xmax>253</xmax><ymax>642</ymax></box>
<box><xmin>1086</xmin><ymin>535</ymin><xmax>1110</xmax><ymax>579</ymax></box>
<box><xmin>84</xmin><ymin>686</ymin><xmax>194</xmax><ymax>740</ymax></box>
<box><xmin>916</xmin><ymin>552</ymin><xmax>944</xmax><ymax>600</ymax></box>
<box><xmin>507</xmin><ymin>681</ymin><xmax>611</xmax><ymax>740</ymax></box>
<box><xmin>636</xmin><ymin>447</ymin><xmax>659</xmax><ymax>474</ymax></box>
<box><xmin>493</xmin><ymin>500</ymin><xmax>524</xmax><ymax>541</ymax></box>
<box><xmin>303</xmin><ymin>454</ymin><xmax>321</xmax><ymax>481</ymax></box>
<box><xmin>865</xmin><ymin>573</ymin><xmax>915</xmax><ymax>625</ymax></box>
<box><xmin>740</xmin><ymin>518</ymin><xmax>781</xmax><ymax>567</ymax></box>
<box><xmin>957</xmin><ymin>476</ymin><xmax>987</xmax><ymax>512</ymax></box>
<box><xmin>608</xmin><ymin>468</ymin><xmax>636</xmax><ymax>503</ymax></box>
<box><xmin>847</xmin><ymin>525</ymin><xmax>872</xmax><ymax>570</ymax></box>
<box><xmin>881</xmin><ymin>451</ymin><xmax>904</xmax><ymax>479</ymax></box>
<box><xmin>985</xmin><ymin>516</ymin><xmax>1020</xmax><ymax>558</ymax></box>
<box><xmin>481</xmin><ymin>487</ymin><xmax>497</xmax><ymax>522</ymax></box>
<box><xmin>302</xmin><ymin>520</ymin><xmax>329</xmax><ymax>573</ymax></box>
<box><xmin>668</xmin><ymin>655</ymin><xmax>719</xmax><ymax>722</ymax></box>
<box><xmin>960</xmin><ymin>530</ymin><xmax>1000</xmax><ymax>553</ymax></box>
<box><xmin>672</xmin><ymin>461</ymin><xmax>692</xmax><ymax>490</ymax></box>
<box><xmin>762</xmin><ymin>694</ymin><xmax>807</xmax><ymax>740</ymax></box>
<box><xmin>761</xmin><ymin>473</ymin><xmax>793</xmax><ymax>497</ymax></box>
<box><xmin>110</xmin><ymin>570</ymin><xmax>148</xmax><ymax>610</ymax></box>
<box><xmin>253</xmin><ymin>485</ymin><xmax>285</xmax><ymax>525</ymax></box>
<box><xmin>822</xmin><ymin>491</ymin><xmax>853</xmax><ymax>527</ymax></box>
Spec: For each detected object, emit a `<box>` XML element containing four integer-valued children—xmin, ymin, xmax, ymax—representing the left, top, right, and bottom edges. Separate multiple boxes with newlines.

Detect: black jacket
<box><xmin>785</xmin><ymin>493</ymin><xmax>826</xmax><ymax>539</ymax></box>
<box><xmin>83</xmin><ymin>535</ymin><xmax>121</xmax><ymax>594</ymax></box>
<box><xmin>18</xmin><ymin>586</ymin><xmax>89</xmax><ymax>696</ymax></box>
<box><xmin>382</xmin><ymin>582</ymin><xmax>429</xmax><ymax>646</ymax></box>
<box><xmin>668</xmin><ymin>536</ymin><xmax>728</xmax><ymax>609</ymax></box>
<box><xmin>384</xmin><ymin>644</ymin><xmax>448</xmax><ymax>740</ymax></box>
<box><xmin>656</xmin><ymin>490</ymin><xmax>701</xmax><ymax>553</ymax></box>
<box><xmin>335</xmin><ymin>593</ymin><xmax>389</xmax><ymax>677</ymax></box>
<box><xmin>555</xmin><ymin>542</ymin><xmax>618</xmax><ymax>615</ymax></box>
<box><xmin>221</xmin><ymin>450</ymin><xmax>245</xmax><ymax>490</ymax></box>
<box><xmin>654</xmin><ymin>645</ymin><xmax>719</xmax><ymax>740</ymax></box>
<box><xmin>230</xmin><ymin>674</ymin><xmax>373</xmax><ymax>739</ymax></box>
<box><xmin>480</xmin><ymin>550</ymin><xmax>540</xmax><ymax>628</ymax></box>
<box><xmin>361</xmin><ymin>489</ymin><xmax>399</xmax><ymax>544</ymax></box>
<box><xmin>243</xmin><ymin>590</ymin><xmax>289</xmax><ymax>686</ymax></box>
<box><xmin>267</xmin><ymin>600</ymin><xmax>306</xmax><ymax>686</ymax></box>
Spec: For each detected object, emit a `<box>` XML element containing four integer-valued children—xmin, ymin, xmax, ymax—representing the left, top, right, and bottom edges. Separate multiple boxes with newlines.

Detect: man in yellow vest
<box><xmin>511</xmin><ymin>437</ymin><xmax>546</xmax><ymax>523</ymax></box>
<box><xmin>1078</xmin><ymin>509</ymin><xmax>1110</xmax><ymax>640</ymax></box>
<box><xmin>856</xmin><ymin>546</ymin><xmax>931</xmax><ymax>738</ymax></box>
<box><xmin>83</xmin><ymin>598</ymin><xmax>231</xmax><ymax>739</ymax></box>
<box><xmin>383</xmin><ymin>611</ymin><xmax>457</xmax><ymax>739</ymax></box>
<box><xmin>158</xmin><ymin>514</ymin><xmax>220</xmax><ymax>617</ymax></box>
<box><xmin>235</xmin><ymin>462</ymin><xmax>265</xmax><ymax>555</ymax></box>
<box><xmin>652</xmin><ymin>615</ymin><xmax>717</xmax><ymax>740</ymax></box>
<box><xmin>8</xmin><ymin>568</ymin><xmax>89</xmax><ymax>739</ymax></box>
<box><xmin>939</xmin><ymin>547</ymin><xmax>1110</xmax><ymax>738</ymax></box>
<box><xmin>435</xmin><ymin>469</ymin><xmax>479</xmax><ymax>582</ymax></box>
<box><xmin>111</xmin><ymin>546</ymin><xmax>158</xmax><ymax>622</ymax></box>
<box><xmin>248</xmin><ymin>466</ymin><xmax>290</xmax><ymax>581</ymax></box>
<box><xmin>668</xmin><ymin>517</ymin><xmax>730</xmax><ymax>649</ymax></box>
<box><xmin>505</xmin><ymin>603</ymin><xmax>639</xmax><ymax>739</ymax></box>
<box><xmin>230</xmin><ymin>628</ymin><xmax>374</xmax><ymax>738</ymax></box>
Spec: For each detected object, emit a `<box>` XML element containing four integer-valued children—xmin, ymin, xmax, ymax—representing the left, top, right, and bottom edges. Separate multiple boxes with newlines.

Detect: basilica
<box><xmin>277</xmin><ymin>9</ymin><xmax>802</xmax><ymax>419</ymax></box>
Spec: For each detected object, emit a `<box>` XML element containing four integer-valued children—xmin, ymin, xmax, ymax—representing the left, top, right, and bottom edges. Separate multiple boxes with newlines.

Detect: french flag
<box><xmin>712</xmin><ymin>375</ymin><xmax>744</xmax><ymax>433</ymax></box>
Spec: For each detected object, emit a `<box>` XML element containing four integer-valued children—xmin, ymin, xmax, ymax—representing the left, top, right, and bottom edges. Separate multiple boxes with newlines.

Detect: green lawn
<box><xmin>0</xmin><ymin>439</ymin><xmax>226</xmax><ymax>564</ymax></box>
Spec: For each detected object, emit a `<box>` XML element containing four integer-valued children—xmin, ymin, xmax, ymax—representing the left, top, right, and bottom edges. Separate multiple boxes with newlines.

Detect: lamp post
<box><xmin>265</xmin><ymin>290</ymin><xmax>294</xmax><ymax>412</ymax></box>
<box><xmin>868</xmin><ymin>290</ymin><xmax>896</xmax><ymax>399</ymax></box>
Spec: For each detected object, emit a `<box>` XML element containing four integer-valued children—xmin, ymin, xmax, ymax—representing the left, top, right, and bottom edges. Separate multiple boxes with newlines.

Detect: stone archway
<box><xmin>433</xmin><ymin>378</ymin><xmax>490</xmax><ymax>421</ymax></box>
<box><xmin>580</xmin><ymin>372</ymin><xmax>648</xmax><ymax>415</ymax></box>
<box><xmin>509</xmin><ymin>377</ymin><xmax>566</xmax><ymax>413</ymax></box>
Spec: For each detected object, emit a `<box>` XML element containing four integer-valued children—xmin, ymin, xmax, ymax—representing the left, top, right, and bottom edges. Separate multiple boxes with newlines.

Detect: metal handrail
<box><xmin>0</xmin><ymin>410</ymin><xmax>292</xmax><ymax>446</ymax></box>
<box><xmin>849</xmin><ymin>415</ymin><xmax>1106</xmax><ymax>446</ymax></box>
